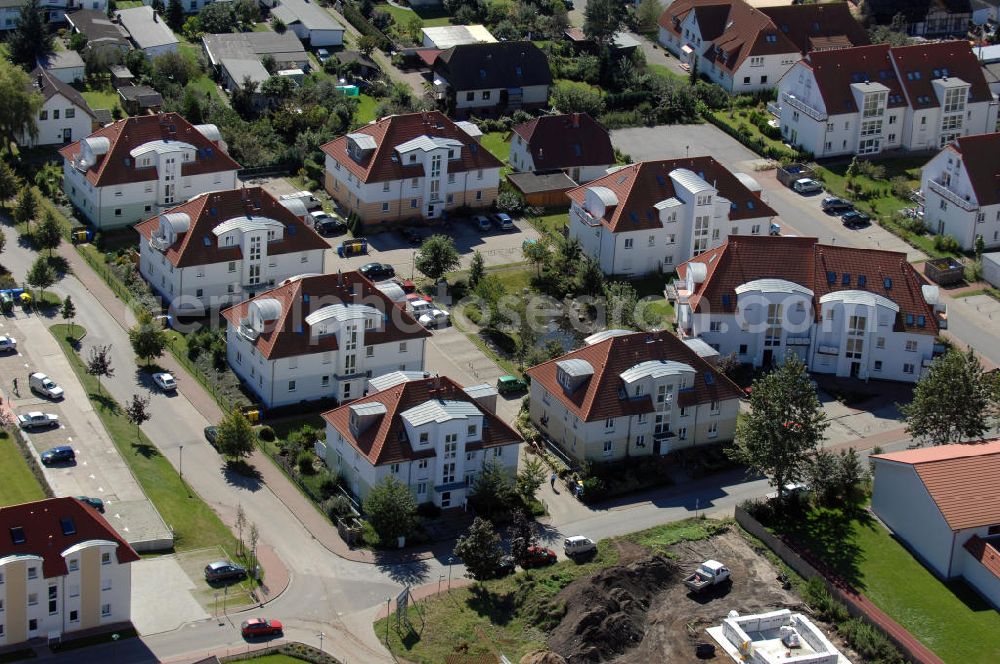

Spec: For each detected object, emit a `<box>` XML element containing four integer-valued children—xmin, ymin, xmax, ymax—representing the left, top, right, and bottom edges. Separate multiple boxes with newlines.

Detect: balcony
<box><xmin>148</xmin><ymin>236</ymin><xmax>170</xmax><ymax>252</ymax></box>
<box><xmin>926</xmin><ymin>178</ymin><xmax>977</xmax><ymax>212</ymax></box>
<box><xmin>781</xmin><ymin>93</ymin><xmax>827</xmax><ymax>122</ymax></box>
<box><xmin>237</xmin><ymin>318</ymin><xmax>259</xmax><ymax>341</ymax></box>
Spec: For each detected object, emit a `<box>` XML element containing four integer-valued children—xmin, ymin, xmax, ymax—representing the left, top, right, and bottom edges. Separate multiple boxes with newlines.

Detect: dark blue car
<box><xmin>41</xmin><ymin>446</ymin><xmax>75</xmax><ymax>466</ymax></box>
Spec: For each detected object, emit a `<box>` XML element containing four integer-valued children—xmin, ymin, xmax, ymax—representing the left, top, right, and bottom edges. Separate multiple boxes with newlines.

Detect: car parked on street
<box><xmin>564</xmin><ymin>535</ymin><xmax>596</xmax><ymax>558</ymax></box>
<box><xmin>152</xmin><ymin>372</ymin><xmax>177</xmax><ymax>391</ymax></box>
<box><xmin>204</xmin><ymin>426</ymin><xmax>219</xmax><ymax>449</ymax></box>
<box><xmin>0</xmin><ymin>335</ymin><xmax>16</xmax><ymax>352</ymax></box>
<box><xmin>18</xmin><ymin>412</ymin><xmax>59</xmax><ymax>430</ymax></box>
<box><xmin>241</xmin><ymin>617</ymin><xmax>283</xmax><ymax>639</ymax></box>
<box><xmin>821</xmin><ymin>197</ymin><xmax>853</xmax><ymax>213</ymax></box>
<box><xmin>76</xmin><ymin>496</ymin><xmax>105</xmax><ymax>512</ymax></box>
<box><xmin>204</xmin><ymin>560</ymin><xmax>247</xmax><ymax>583</ymax></box>
<box><xmin>40</xmin><ymin>445</ymin><xmax>75</xmax><ymax>465</ymax></box>
<box><xmin>360</xmin><ymin>263</ymin><xmax>395</xmax><ymax>280</ymax></box>
<box><xmin>520</xmin><ymin>546</ymin><xmax>557</xmax><ymax>568</ymax></box>
<box><xmin>418</xmin><ymin>308</ymin><xmax>450</xmax><ymax>329</ymax></box>
<box><xmin>841</xmin><ymin>210</ymin><xmax>871</xmax><ymax>228</ymax></box>
<box><xmin>29</xmin><ymin>372</ymin><xmax>64</xmax><ymax>399</ymax></box>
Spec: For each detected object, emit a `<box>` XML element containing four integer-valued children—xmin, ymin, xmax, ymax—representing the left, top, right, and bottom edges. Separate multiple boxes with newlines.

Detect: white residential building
<box><xmin>509</xmin><ymin>112</ymin><xmax>614</xmax><ymax>184</ymax></box>
<box><xmin>525</xmin><ymin>330</ymin><xmax>743</xmax><ymax>463</ymax></box>
<box><xmin>778</xmin><ymin>41</ymin><xmax>999</xmax><ymax>158</ymax></box>
<box><xmin>872</xmin><ymin>441</ymin><xmax>1000</xmax><ymax>610</ymax></box>
<box><xmin>60</xmin><ymin>113</ymin><xmax>240</xmax><ymax>230</ymax></box>
<box><xmin>135</xmin><ymin>187</ymin><xmax>328</xmax><ymax>316</ymax></box>
<box><xmin>675</xmin><ymin>236</ymin><xmax>948</xmax><ymax>383</ymax></box>
<box><xmin>271</xmin><ymin>0</ymin><xmax>344</xmax><ymax>47</ymax></box>
<box><xmin>658</xmin><ymin>0</ymin><xmax>869</xmax><ymax>94</ymax></box>
<box><xmin>321</xmin><ymin>111</ymin><xmax>503</xmax><ymax>228</ymax></box>
<box><xmin>919</xmin><ymin>133</ymin><xmax>1000</xmax><ymax>251</ymax></box>
<box><xmin>115</xmin><ymin>6</ymin><xmax>179</xmax><ymax>58</ymax></box>
<box><xmin>20</xmin><ymin>67</ymin><xmax>96</xmax><ymax>148</ymax></box>
<box><xmin>37</xmin><ymin>50</ymin><xmax>85</xmax><ymax>84</ymax></box>
<box><xmin>431</xmin><ymin>41</ymin><xmax>552</xmax><ymax>115</ymax></box>
<box><xmin>567</xmin><ymin>157</ymin><xmax>777</xmax><ymax>277</ymax></box>
<box><xmin>1</xmin><ymin>0</ymin><xmax>107</xmax><ymax>30</ymax></box>
<box><xmin>319</xmin><ymin>374</ymin><xmax>522</xmax><ymax>509</ymax></box>
<box><xmin>221</xmin><ymin>272</ymin><xmax>432</xmax><ymax>409</ymax></box>
<box><xmin>0</xmin><ymin>498</ymin><xmax>138</xmax><ymax>647</ymax></box>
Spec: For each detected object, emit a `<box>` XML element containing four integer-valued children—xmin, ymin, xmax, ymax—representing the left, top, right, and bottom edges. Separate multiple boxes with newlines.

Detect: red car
<box><xmin>241</xmin><ymin>617</ymin><xmax>283</xmax><ymax>638</ymax></box>
<box><xmin>405</xmin><ymin>292</ymin><xmax>432</xmax><ymax>305</ymax></box>
<box><xmin>520</xmin><ymin>546</ymin><xmax>557</xmax><ymax>568</ymax></box>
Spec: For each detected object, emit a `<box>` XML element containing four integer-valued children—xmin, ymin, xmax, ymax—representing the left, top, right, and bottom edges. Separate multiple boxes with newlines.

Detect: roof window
<box><xmin>917</xmin><ymin>315</ymin><xmax>926</xmax><ymax>327</ymax></box>
<box><xmin>842</xmin><ymin>273</ymin><xmax>850</xmax><ymax>285</ymax></box>
<box><xmin>203</xmin><ymin>235</ymin><xmax>211</xmax><ymax>247</ymax></box>
<box><xmin>479</xmin><ymin>69</ymin><xmax>487</xmax><ymax>78</ymax></box>
<box><xmin>60</xmin><ymin>517</ymin><xmax>76</xmax><ymax>536</ymax></box>
<box><xmin>747</xmin><ymin>200</ymin><xmax>754</xmax><ymax>209</ymax></box>
<box><xmin>827</xmin><ymin>271</ymin><xmax>836</xmax><ymax>284</ymax></box>
<box><xmin>704</xmin><ymin>372</ymin><xmax>715</xmax><ymax>385</ymax></box>
<box><xmin>655</xmin><ymin>175</ymin><xmax>666</xmax><ymax>186</ymax></box>
<box><xmin>573</xmin><ymin>144</ymin><xmax>582</xmax><ymax>156</ymax></box>
<box><xmin>515</xmin><ymin>66</ymin><xmax>522</xmax><ymax>76</ymax></box>
<box><xmin>629</xmin><ymin>211</ymin><xmax>639</xmax><ymax>223</ymax></box>
<box><xmin>884</xmin><ymin>277</ymin><xmax>892</xmax><ymax>289</ymax></box>
<box><xmin>10</xmin><ymin>527</ymin><xmax>25</xmax><ymax>545</ymax></box>
<box><xmin>905</xmin><ymin>313</ymin><xmax>914</xmax><ymax>326</ymax></box>
<box><xmin>722</xmin><ymin>294</ymin><xmax>731</xmax><ymax>308</ymax></box>
<box><xmin>210</xmin><ymin>207</ymin><xmax>217</xmax><ymax>216</ymax></box>
<box><xmin>858</xmin><ymin>275</ymin><xmax>867</xmax><ymax>287</ymax></box>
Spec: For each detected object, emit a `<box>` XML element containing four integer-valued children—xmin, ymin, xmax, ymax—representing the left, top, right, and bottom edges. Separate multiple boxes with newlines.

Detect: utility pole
<box><xmin>179</xmin><ymin>444</ymin><xmax>184</xmax><ymax>480</ymax></box>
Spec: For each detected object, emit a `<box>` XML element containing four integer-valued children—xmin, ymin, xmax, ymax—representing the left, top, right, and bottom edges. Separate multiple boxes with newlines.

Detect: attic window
<box><xmin>470</xmin><ymin>143</ymin><xmax>478</xmax><ymax>153</ymax></box>
<box><xmin>884</xmin><ymin>277</ymin><xmax>893</xmax><ymax>289</ymax></box>
<box><xmin>842</xmin><ymin>273</ymin><xmax>850</xmax><ymax>286</ymax></box>
<box><xmin>917</xmin><ymin>315</ymin><xmax>926</xmax><ymax>327</ymax></box>
<box><xmin>573</xmin><ymin>144</ymin><xmax>582</xmax><ymax>156</ymax></box>
<box><xmin>704</xmin><ymin>372</ymin><xmax>715</xmax><ymax>385</ymax></box>
<box><xmin>60</xmin><ymin>517</ymin><xmax>76</xmax><ymax>536</ymax></box>
<box><xmin>203</xmin><ymin>235</ymin><xmax>211</xmax><ymax>247</ymax></box>
<box><xmin>858</xmin><ymin>275</ymin><xmax>867</xmax><ymax>287</ymax></box>
<box><xmin>722</xmin><ymin>294</ymin><xmax>731</xmax><ymax>308</ymax></box>
<box><xmin>826</xmin><ymin>271</ymin><xmax>836</xmax><ymax>284</ymax></box>
<box><xmin>656</xmin><ymin>175</ymin><xmax>666</xmax><ymax>186</ymax></box>
<box><xmin>747</xmin><ymin>200</ymin><xmax>754</xmax><ymax>209</ymax></box>
<box><xmin>210</xmin><ymin>207</ymin><xmax>217</xmax><ymax>216</ymax></box>
<box><xmin>629</xmin><ymin>212</ymin><xmax>639</xmax><ymax>223</ymax></box>
<box><xmin>905</xmin><ymin>313</ymin><xmax>914</xmax><ymax>326</ymax></box>
<box><xmin>515</xmin><ymin>66</ymin><xmax>522</xmax><ymax>76</ymax></box>
<box><xmin>765</xmin><ymin>34</ymin><xmax>777</xmax><ymax>43</ymax></box>
<box><xmin>907</xmin><ymin>71</ymin><xmax>921</xmax><ymax>80</ymax></box>
<box><xmin>124</xmin><ymin>157</ymin><xmax>131</xmax><ymax>167</ymax></box>
<box><xmin>10</xmin><ymin>527</ymin><xmax>25</xmax><ymax>545</ymax></box>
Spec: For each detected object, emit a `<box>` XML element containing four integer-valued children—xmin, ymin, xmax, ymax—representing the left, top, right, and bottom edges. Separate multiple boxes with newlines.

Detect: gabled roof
<box><xmin>0</xmin><ymin>498</ymin><xmax>139</xmax><ymax>579</ymax></box>
<box><xmin>27</xmin><ymin>67</ymin><xmax>96</xmax><ymax>119</ymax></box>
<box><xmin>566</xmin><ymin>157</ymin><xmax>775</xmax><ymax>233</ymax></box>
<box><xmin>221</xmin><ymin>272</ymin><xmax>430</xmax><ymax>361</ymax></box>
<box><xmin>322</xmin><ymin>376</ymin><xmax>522</xmax><ymax>466</ymax></box>
<box><xmin>889</xmin><ymin>41</ymin><xmax>994</xmax><ymax>109</ymax></box>
<box><xmin>320</xmin><ymin>111</ymin><xmax>503</xmax><ymax>184</ymax></box>
<box><xmin>134</xmin><ymin>187</ymin><xmax>327</xmax><ymax>268</ymax></box>
<box><xmin>872</xmin><ymin>440</ymin><xmax>1000</xmax><ymax>530</ymax></box>
<box><xmin>946</xmin><ymin>133</ymin><xmax>1000</xmax><ymax>207</ymax></box>
<box><xmin>677</xmin><ymin>236</ymin><xmax>939</xmax><ymax>334</ymax></box>
<box><xmin>433</xmin><ymin>41</ymin><xmax>552</xmax><ymax>90</ymax></box>
<box><xmin>37</xmin><ymin>50</ymin><xmax>85</xmax><ymax>71</ymax></box>
<box><xmin>202</xmin><ymin>31</ymin><xmax>308</xmax><ymax>67</ymax></box>
<box><xmin>963</xmin><ymin>535</ymin><xmax>1000</xmax><ymax>582</ymax></box>
<box><xmin>270</xmin><ymin>0</ymin><xmax>344</xmax><ymax>32</ymax></box>
<box><xmin>525</xmin><ymin>330</ymin><xmax>743</xmax><ymax>422</ymax></box>
<box><xmin>511</xmin><ymin>112</ymin><xmax>614</xmax><ymax>170</ymax></box>
<box><xmin>58</xmin><ymin>113</ymin><xmax>240</xmax><ymax>188</ymax></box>
<box><xmin>660</xmin><ymin>1</ymin><xmax>867</xmax><ymax>73</ymax></box>
<box><xmin>66</xmin><ymin>9</ymin><xmax>131</xmax><ymax>49</ymax></box>
<box><xmin>865</xmin><ymin>0</ymin><xmax>971</xmax><ymax>24</ymax></box>
<box><xmin>115</xmin><ymin>6</ymin><xmax>179</xmax><ymax>51</ymax></box>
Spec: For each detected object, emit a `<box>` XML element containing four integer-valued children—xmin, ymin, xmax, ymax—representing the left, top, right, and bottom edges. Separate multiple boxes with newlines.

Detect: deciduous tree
<box><xmin>727</xmin><ymin>355</ymin><xmax>828</xmax><ymax>502</ymax></box>
<box><xmin>515</xmin><ymin>456</ymin><xmax>546</xmax><ymax>502</ymax></box>
<box><xmin>469</xmin><ymin>459</ymin><xmax>516</xmax><ymax>520</ymax></box>
<box><xmin>33</xmin><ymin>211</ymin><xmax>61</xmax><ymax>256</ymax></box>
<box><xmin>129</xmin><ymin>310</ymin><xmax>168</xmax><ymax>364</ymax></box>
<box><xmin>468</xmin><ymin>250</ymin><xmax>485</xmax><ymax>289</ymax></box>
<box><xmin>901</xmin><ymin>347</ymin><xmax>998</xmax><ymax>446</ymax></box>
<box><xmin>604</xmin><ymin>281</ymin><xmax>638</xmax><ymax>329</ymax></box>
<box><xmin>25</xmin><ymin>254</ymin><xmax>55</xmax><ymax>299</ymax></box>
<box><xmin>523</xmin><ymin>237</ymin><xmax>551</xmax><ymax>278</ymax></box>
<box><xmin>86</xmin><ymin>344</ymin><xmax>115</xmax><ymax>395</ymax></box>
<box><xmin>415</xmin><ymin>234</ymin><xmax>460</xmax><ymax>281</ymax></box>
<box><xmin>125</xmin><ymin>393</ymin><xmax>151</xmax><ymax>438</ymax></box>
<box><xmin>453</xmin><ymin>517</ymin><xmax>504</xmax><ymax>582</ymax></box>
<box><xmin>583</xmin><ymin>0</ymin><xmax>627</xmax><ymax>47</ymax></box>
<box><xmin>215</xmin><ymin>408</ymin><xmax>257</xmax><ymax>459</ymax></box>
<box><xmin>508</xmin><ymin>508</ymin><xmax>535</xmax><ymax>565</ymax></box>
<box><xmin>362</xmin><ymin>476</ymin><xmax>417</xmax><ymax>545</ymax></box>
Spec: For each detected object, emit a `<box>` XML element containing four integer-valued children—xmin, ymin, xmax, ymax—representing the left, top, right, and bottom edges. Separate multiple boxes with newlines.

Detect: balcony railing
<box><xmin>237</xmin><ymin>319</ymin><xmax>259</xmax><ymax>342</ymax></box>
<box><xmin>148</xmin><ymin>236</ymin><xmax>170</xmax><ymax>252</ymax></box>
<box><xmin>781</xmin><ymin>93</ymin><xmax>827</xmax><ymax>122</ymax></box>
<box><xmin>927</xmin><ymin>178</ymin><xmax>978</xmax><ymax>212</ymax></box>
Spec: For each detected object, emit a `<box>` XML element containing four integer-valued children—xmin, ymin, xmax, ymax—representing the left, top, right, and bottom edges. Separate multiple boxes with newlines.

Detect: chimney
<box><xmin>572</xmin><ymin>112</ymin><xmax>580</xmax><ymax>128</ymax></box>
<box><xmin>338</xmin><ymin>268</ymin><xmax>343</xmax><ymax>287</ymax></box>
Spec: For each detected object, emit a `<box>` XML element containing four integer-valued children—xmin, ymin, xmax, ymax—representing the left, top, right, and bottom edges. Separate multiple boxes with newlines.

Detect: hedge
<box><xmin>341</xmin><ymin>3</ymin><xmax>393</xmax><ymax>52</ymax></box>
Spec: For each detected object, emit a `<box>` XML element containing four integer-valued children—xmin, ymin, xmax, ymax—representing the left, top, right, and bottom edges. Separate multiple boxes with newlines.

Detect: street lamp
<box><xmin>111</xmin><ymin>633</ymin><xmax>119</xmax><ymax>661</ymax></box>
<box><xmin>448</xmin><ymin>557</ymin><xmax>454</xmax><ymax>590</ymax></box>
<box><xmin>318</xmin><ymin>632</ymin><xmax>325</xmax><ymax>652</ymax></box>
<box><xmin>179</xmin><ymin>444</ymin><xmax>184</xmax><ymax>480</ymax></box>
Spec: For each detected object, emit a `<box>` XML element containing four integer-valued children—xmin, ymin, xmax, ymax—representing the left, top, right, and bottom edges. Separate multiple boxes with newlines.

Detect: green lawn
<box><xmin>50</xmin><ymin>324</ymin><xmax>241</xmax><ymax>554</ymax></box>
<box><xmin>770</xmin><ymin>502</ymin><xmax>1000</xmax><ymax>664</ymax></box>
<box><xmin>252</xmin><ymin>22</ymin><xmax>272</xmax><ymax>32</ymax></box>
<box><xmin>355</xmin><ymin>93</ymin><xmax>379</xmax><ymax>126</ymax></box>
<box><xmin>0</xmin><ymin>432</ymin><xmax>46</xmax><ymax>506</ymax></box>
<box><xmin>710</xmin><ymin>109</ymin><xmax>798</xmax><ymax>159</ymax></box>
<box><xmin>79</xmin><ymin>87</ymin><xmax>121</xmax><ymax>115</ymax></box>
<box><xmin>375</xmin><ymin>518</ymin><xmax>729</xmax><ymax>663</ymax></box>
<box><xmin>377</xmin><ymin>2</ymin><xmax>452</xmax><ymax>28</ymax></box>
<box><xmin>649</xmin><ymin>62</ymin><xmax>685</xmax><ymax>82</ymax></box>
<box><xmin>480</xmin><ymin>131</ymin><xmax>511</xmax><ymax>165</ymax></box>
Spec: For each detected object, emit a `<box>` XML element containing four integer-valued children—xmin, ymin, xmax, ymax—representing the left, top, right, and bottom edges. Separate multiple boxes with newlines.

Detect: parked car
<box><xmin>359</xmin><ymin>263</ymin><xmax>395</xmax><ymax>280</ymax></box>
<box><xmin>418</xmin><ymin>309</ymin><xmax>450</xmax><ymax>328</ymax></box>
<box><xmin>405</xmin><ymin>293</ymin><xmax>432</xmax><ymax>308</ymax></box>
<box><xmin>474</xmin><ymin>215</ymin><xmax>492</xmax><ymax>231</ymax></box>
<box><xmin>204</xmin><ymin>560</ymin><xmax>247</xmax><ymax>583</ymax></box>
<box><xmin>315</xmin><ymin>217</ymin><xmax>347</xmax><ymax>237</ymax></box>
<box><xmin>792</xmin><ymin>178</ymin><xmax>822</xmax><ymax>194</ymax></box>
<box><xmin>29</xmin><ymin>372</ymin><xmax>64</xmax><ymax>399</ymax></box>
<box><xmin>0</xmin><ymin>335</ymin><xmax>16</xmax><ymax>352</ymax></box>
<box><xmin>152</xmin><ymin>372</ymin><xmax>177</xmax><ymax>391</ymax></box>
<box><xmin>18</xmin><ymin>412</ymin><xmax>59</xmax><ymax>430</ymax></box>
<box><xmin>821</xmin><ymin>197</ymin><xmax>853</xmax><ymax>213</ymax></box>
<box><xmin>564</xmin><ymin>535</ymin><xmax>596</xmax><ymax>557</ymax></box>
<box><xmin>683</xmin><ymin>559</ymin><xmax>731</xmax><ymax>592</ymax></box>
<box><xmin>316</xmin><ymin>48</ymin><xmax>331</xmax><ymax>63</ymax></box>
<box><xmin>204</xmin><ymin>426</ymin><xmax>219</xmax><ymax>449</ymax></box>
<box><xmin>491</xmin><ymin>212</ymin><xmax>515</xmax><ymax>231</ymax></box>
<box><xmin>841</xmin><ymin>210</ymin><xmax>871</xmax><ymax>228</ymax></box>
<box><xmin>408</xmin><ymin>300</ymin><xmax>434</xmax><ymax>319</ymax></box>
<box><xmin>241</xmin><ymin>617</ymin><xmax>283</xmax><ymax>639</ymax></box>
<box><xmin>40</xmin><ymin>445</ymin><xmax>75</xmax><ymax>465</ymax></box>
<box><xmin>520</xmin><ymin>546</ymin><xmax>557</xmax><ymax>568</ymax></box>
<box><xmin>496</xmin><ymin>375</ymin><xmax>528</xmax><ymax>394</ymax></box>
<box><xmin>76</xmin><ymin>496</ymin><xmax>105</xmax><ymax>512</ymax></box>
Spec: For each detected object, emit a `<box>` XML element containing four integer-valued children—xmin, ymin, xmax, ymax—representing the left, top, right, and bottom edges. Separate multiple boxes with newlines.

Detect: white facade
<box><xmin>0</xmin><ymin>540</ymin><xmax>131</xmax><ymax>647</ymax></box>
<box><xmin>63</xmin><ymin>129</ymin><xmax>238</xmax><ymax>230</ymax></box>
<box><xmin>779</xmin><ymin>62</ymin><xmax>1000</xmax><ymax>158</ymax></box>
<box><xmin>22</xmin><ymin>94</ymin><xmax>92</xmax><ymax>148</ymax></box>
<box><xmin>568</xmin><ymin>171</ymin><xmax>773</xmax><ymax>277</ymax></box>
<box><xmin>139</xmin><ymin>214</ymin><xmax>326</xmax><ymax>314</ymax></box>
<box><xmin>920</xmin><ymin>146</ymin><xmax>1000</xmax><ymax>251</ymax></box>
<box><xmin>226</xmin><ymin>303</ymin><xmax>427</xmax><ymax>409</ymax></box>
<box><xmin>0</xmin><ymin>0</ymin><xmax>107</xmax><ymax>29</ymax></box>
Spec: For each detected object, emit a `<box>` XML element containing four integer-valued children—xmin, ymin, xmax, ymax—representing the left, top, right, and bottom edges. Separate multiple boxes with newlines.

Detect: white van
<box><xmin>409</xmin><ymin>300</ymin><xmax>433</xmax><ymax>318</ymax></box>
<box><xmin>29</xmin><ymin>372</ymin><xmax>64</xmax><ymax>399</ymax></box>
<box><xmin>564</xmin><ymin>535</ymin><xmax>596</xmax><ymax>557</ymax></box>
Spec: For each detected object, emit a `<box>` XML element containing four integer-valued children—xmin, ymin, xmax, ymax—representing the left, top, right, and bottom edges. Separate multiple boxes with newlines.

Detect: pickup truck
<box><xmin>683</xmin><ymin>560</ymin><xmax>731</xmax><ymax>592</ymax></box>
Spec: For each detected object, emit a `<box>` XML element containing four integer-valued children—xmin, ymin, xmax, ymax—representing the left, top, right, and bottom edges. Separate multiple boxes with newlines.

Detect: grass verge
<box><xmin>50</xmin><ymin>324</ymin><xmax>240</xmax><ymax>554</ymax></box>
<box><xmin>374</xmin><ymin>517</ymin><xmax>725</xmax><ymax>663</ymax></box>
<box><xmin>0</xmin><ymin>431</ymin><xmax>47</xmax><ymax>506</ymax></box>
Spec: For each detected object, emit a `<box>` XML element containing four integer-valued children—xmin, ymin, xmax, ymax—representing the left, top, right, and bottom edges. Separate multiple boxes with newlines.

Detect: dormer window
<box><xmin>409</xmin><ymin>154</ymin><xmax>416</xmax><ymax>163</ymax></box>
<box><xmin>419</xmin><ymin>432</ymin><xmax>429</xmax><ymax>445</ymax></box>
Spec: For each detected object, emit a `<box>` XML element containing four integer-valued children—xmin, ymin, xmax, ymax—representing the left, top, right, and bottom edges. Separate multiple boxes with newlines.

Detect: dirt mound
<box><xmin>546</xmin><ymin>556</ymin><xmax>678</xmax><ymax>664</ymax></box>
<box><xmin>519</xmin><ymin>650</ymin><xmax>568</xmax><ymax>664</ymax></box>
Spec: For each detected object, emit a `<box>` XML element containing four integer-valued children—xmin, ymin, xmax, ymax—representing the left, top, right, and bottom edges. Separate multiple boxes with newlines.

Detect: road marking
<box><xmin>89</xmin><ymin>474</ymin><xmax>95</xmax><ymax>479</ymax></box>
<box><xmin>98</xmin><ymin>487</ymin><xmax>104</xmax><ymax>492</ymax></box>
<box><xmin>114</xmin><ymin>513</ymin><xmax>121</xmax><ymax>519</ymax></box>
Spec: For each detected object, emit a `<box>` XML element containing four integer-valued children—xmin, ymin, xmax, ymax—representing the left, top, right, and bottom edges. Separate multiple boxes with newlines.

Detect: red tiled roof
<box><xmin>964</xmin><ymin>535</ymin><xmax>1000</xmax><ymax>581</ymax></box>
<box><xmin>221</xmin><ymin>272</ymin><xmax>430</xmax><ymax>361</ymax></box>
<box><xmin>525</xmin><ymin>330</ymin><xmax>743</xmax><ymax>423</ymax></box>
<box><xmin>133</xmin><ymin>187</ymin><xmax>327</xmax><ymax>269</ymax></box>
<box><xmin>565</xmin><ymin>157</ymin><xmax>776</xmax><ymax>233</ymax></box>
<box><xmin>321</xmin><ymin>376</ymin><xmax>522</xmax><ymax>466</ymax></box>
<box><xmin>890</xmin><ymin>41</ymin><xmax>994</xmax><ymax>109</ymax></box>
<box><xmin>0</xmin><ymin>498</ymin><xmax>139</xmax><ymax>578</ymax></box>
<box><xmin>678</xmin><ymin>235</ymin><xmax>938</xmax><ymax>334</ymax></box>
<box><xmin>801</xmin><ymin>44</ymin><xmax>907</xmax><ymax>114</ymax></box>
<box><xmin>661</xmin><ymin>1</ymin><xmax>865</xmax><ymax>73</ymax></box>
<box><xmin>58</xmin><ymin>113</ymin><xmax>240</xmax><ymax>188</ymax></box>
<box><xmin>511</xmin><ymin>112</ymin><xmax>614</xmax><ymax>171</ymax></box>
<box><xmin>320</xmin><ymin>111</ymin><xmax>503</xmax><ymax>185</ymax></box>
<box><xmin>872</xmin><ymin>440</ymin><xmax>1000</xmax><ymax>530</ymax></box>
<box><xmin>948</xmin><ymin>133</ymin><xmax>1000</xmax><ymax>207</ymax></box>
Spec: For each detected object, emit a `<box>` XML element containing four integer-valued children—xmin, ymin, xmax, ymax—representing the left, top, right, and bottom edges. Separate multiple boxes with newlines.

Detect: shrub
<box><xmin>416</xmin><ymin>501</ymin><xmax>441</xmax><ymax>518</ymax></box>
<box><xmin>258</xmin><ymin>425</ymin><xmax>275</xmax><ymax>442</ymax></box>
<box><xmin>933</xmin><ymin>234</ymin><xmax>960</xmax><ymax>254</ymax></box>
<box><xmin>495</xmin><ymin>190</ymin><xmax>524</xmax><ymax>215</ymax></box>
<box><xmin>802</xmin><ymin>577</ymin><xmax>850</xmax><ymax>624</ymax></box>
<box><xmin>889</xmin><ymin>175</ymin><xmax>911</xmax><ymax>200</ymax></box>
<box><xmin>297</xmin><ymin>451</ymin><xmax>316</xmax><ymax>475</ymax></box>
<box><xmin>323</xmin><ymin>494</ymin><xmax>353</xmax><ymax>520</ymax></box>
<box><xmin>838</xmin><ymin>618</ymin><xmax>906</xmax><ymax>663</ymax></box>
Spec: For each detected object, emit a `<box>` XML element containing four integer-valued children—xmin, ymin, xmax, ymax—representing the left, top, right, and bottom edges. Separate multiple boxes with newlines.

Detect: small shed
<box><xmin>923</xmin><ymin>257</ymin><xmax>965</xmax><ymax>286</ymax></box>
<box><xmin>507</xmin><ymin>171</ymin><xmax>576</xmax><ymax>208</ymax></box>
<box><xmin>108</xmin><ymin>64</ymin><xmax>135</xmax><ymax>88</ymax></box>
<box><xmin>117</xmin><ymin>84</ymin><xmax>163</xmax><ymax>114</ymax></box>
<box><xmin>334</xmin><ymin>50</ymin><xmax>380</xmax><ymax>80</ymax></box>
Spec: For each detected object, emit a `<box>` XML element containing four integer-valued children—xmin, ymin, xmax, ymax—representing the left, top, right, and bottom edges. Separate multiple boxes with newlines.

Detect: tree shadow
<box><xmin>46</xmin><ymin>255</ymin><xmax>70</xmax><ymax>275</ymax></box>
<box><xmin>89</xmin><ymin>391</ymin><xmax>120</xmax><ymax>415</ymax></box>
<box><xmin>376</xmin><ymin>557</ymin><xmax>431</xmax><ymax>586</ymax></box>
<box><xmin>464</xmin><ymin>584</ymin><xmax>516</xmax><ymax>626</ymax></box>
<box><xmin>774</xmin><ymin>500</ymin><xmax>870</xmax><ymax>590</ymax></box>
<box><xmin>131</xmin><ymin>441</ymin><xmax>160</xmax><ymax>459</ymax></box>
<box><xmin>222</xmin><ymin>459</ymin><xmax>263</xmax><ymax>491</ymax></box>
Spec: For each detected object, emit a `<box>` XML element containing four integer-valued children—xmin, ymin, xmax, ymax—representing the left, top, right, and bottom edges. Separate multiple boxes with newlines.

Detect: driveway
<box><xmin>130</xmin><ymin>555</ymin><xmax>209</xmax><ymax>635</ymax></box>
